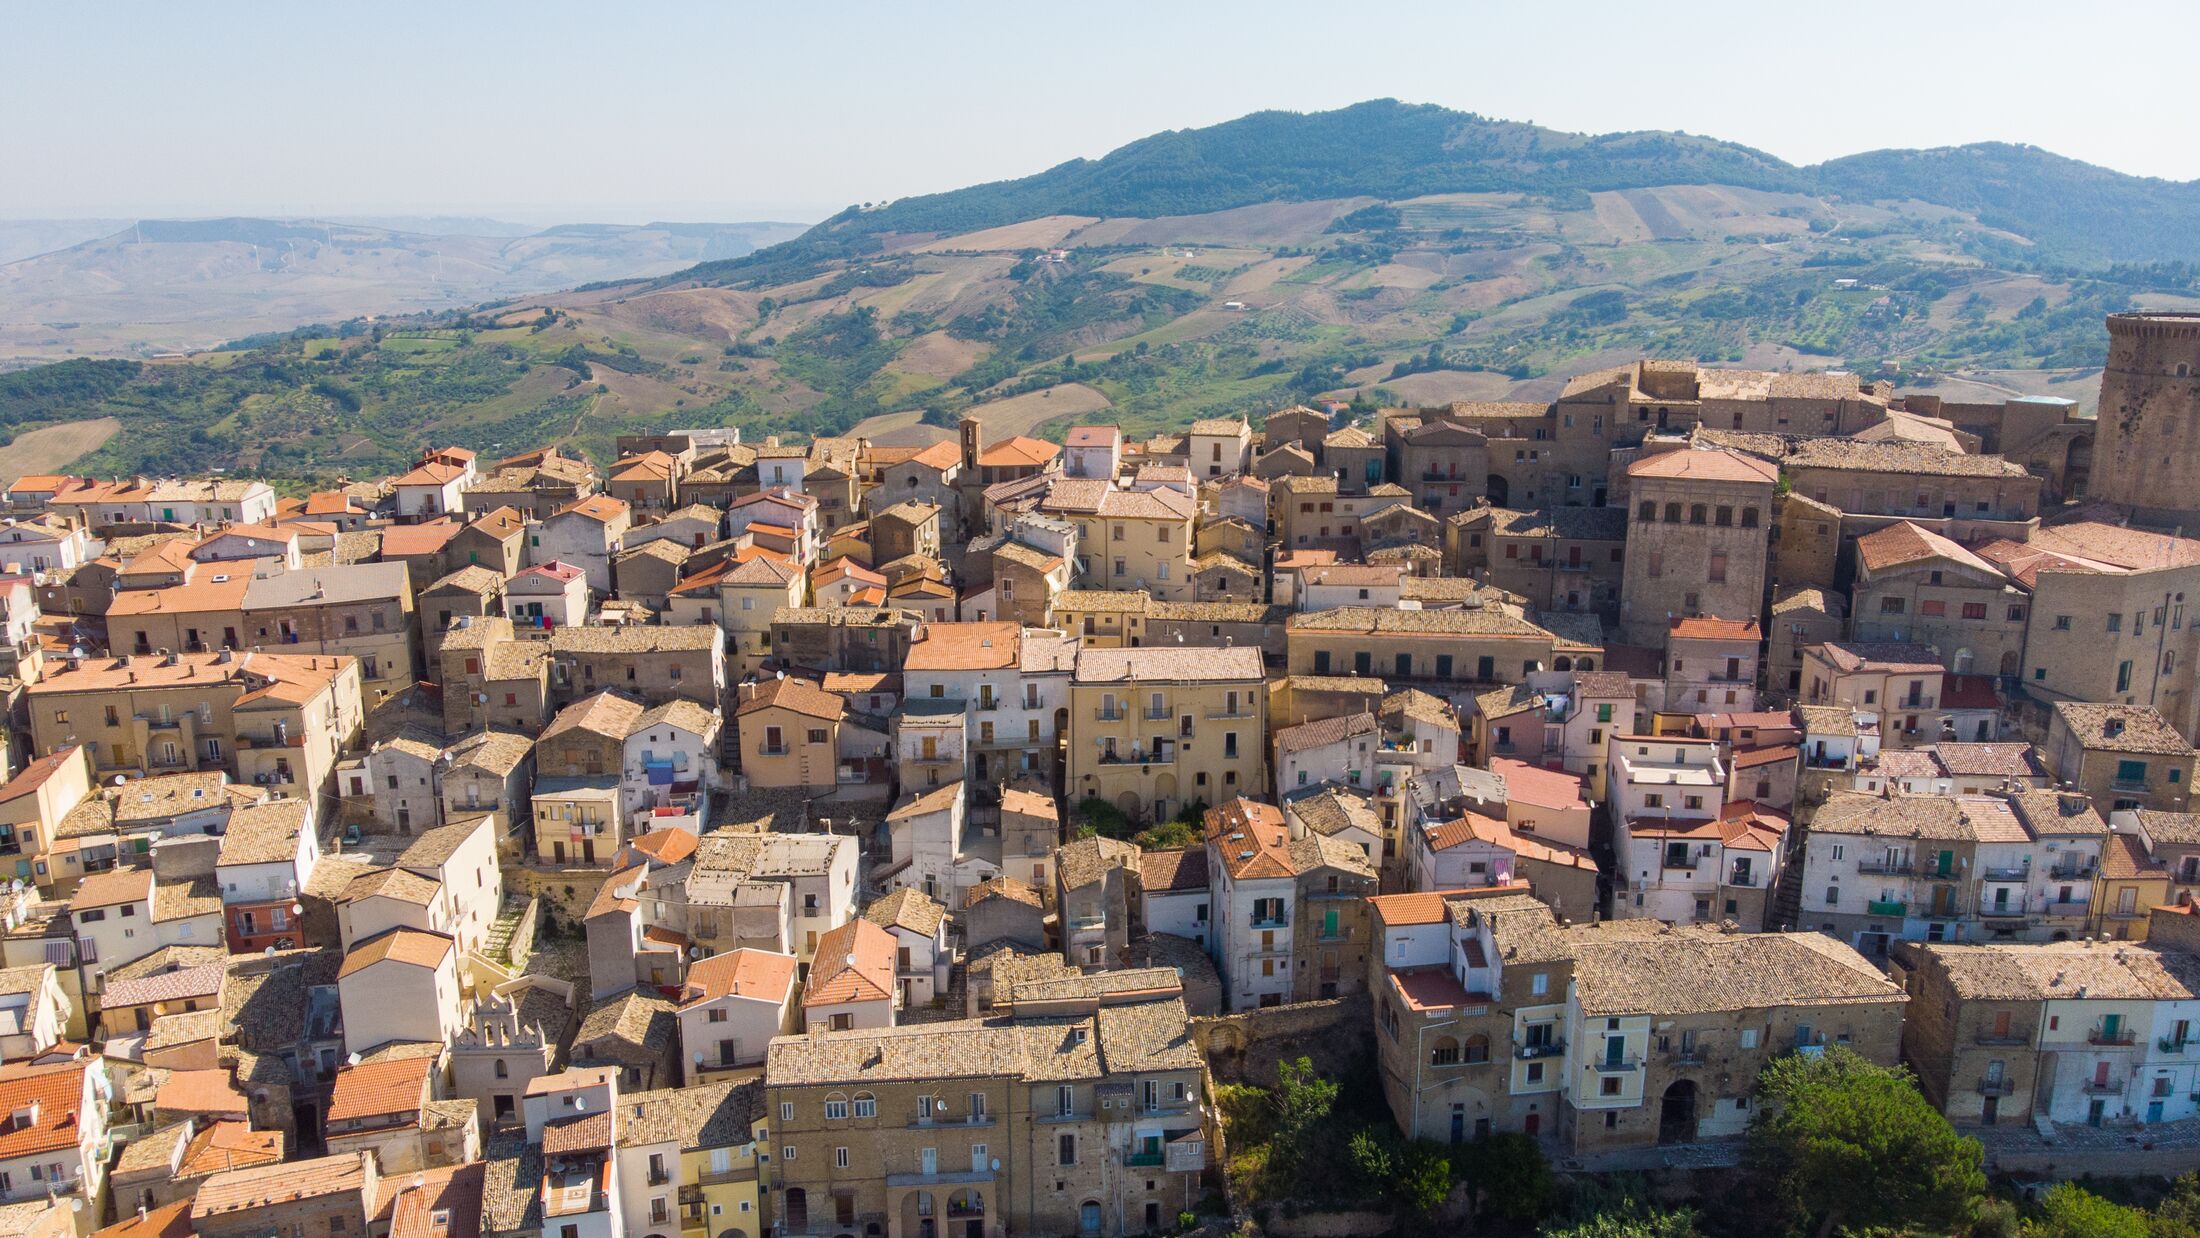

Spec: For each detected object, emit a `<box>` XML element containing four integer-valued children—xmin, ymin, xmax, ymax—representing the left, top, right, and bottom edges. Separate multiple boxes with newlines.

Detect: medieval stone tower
<box><xmin>2092</xmin><ymin>312</ymin><xmax>2200</xmax><ymax>529</ymax></box>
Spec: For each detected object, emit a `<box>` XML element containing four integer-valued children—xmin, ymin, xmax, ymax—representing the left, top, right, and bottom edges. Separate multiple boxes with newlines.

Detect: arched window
<box><xmin>853</xmin><ymin>1091</ymin><xmax>877</xmax><ymax>1118</ymax></box>
<box><xmin>1689</xmin><ymin>504</ymin><xmax>1708</xmax><ymax>526</ymax></box>
<box><xmin>1430</xmin><ymin>1036</ymin><xmax>1460</xmax><ymax>1066</ymax></box>
<box><xmin>494</xmin><ymin>1059</ymin><xmax>508</xmax><ymax>1080</ymax></box>
<box><xmin>824</xmin><ymin>1092</ymin><xmax>850</xmax><ymax>1120</ymax></box>
<box><xmin>1463</xmin><ymin>1033</ymin><xmax>1492</xmax><ymax>1064</ymax></box>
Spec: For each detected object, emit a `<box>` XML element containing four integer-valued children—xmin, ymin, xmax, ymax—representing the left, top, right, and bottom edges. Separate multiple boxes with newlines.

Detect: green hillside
<box><xmin>9</xmin><ymin>101</ymin><xmax>2200</xmax><ymax>484</ymax></box>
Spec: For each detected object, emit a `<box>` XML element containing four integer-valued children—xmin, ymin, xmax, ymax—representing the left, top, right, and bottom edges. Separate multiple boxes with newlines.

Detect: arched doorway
<box><xmin>1078</xmin><ymin>1200</ymin><xmax>1103</xmax><ymax>1236</ymax></box>
<box><xmin>785</xmin><ymin>1189</ymin><xmax>809</xmax><ymax>1234</ymax></box>
<box><xmin>1658</xmin><ymin>1080</ymin><xmax>1697</xmax><ymax>1144</ymax></box>
<box><xmin>950</xmin><ymin>1189</ymin><xmax>986</xmax><ymax>1238</ymax></box>
<box><xmin>902</xmin><ymin>1191</ymin><xmax>938</xmax><ymax>1238</ymax></box>
<box><xmin>1486</xmin><ymin>474</ymin><xmax>1510</xmax><ymax>507</ymax></box>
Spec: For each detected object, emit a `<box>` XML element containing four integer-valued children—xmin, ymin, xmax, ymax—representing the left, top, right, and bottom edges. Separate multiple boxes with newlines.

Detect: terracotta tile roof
<box><xmin>395</xmin><ymin>461</ymin><xmax>468</xmax><ymax>486</ymax></box>
<box><xmin>386</xmin><ymin>1161</ymin><xmax>486</xmax><ymax>1238</ymax></box>
<box><xmin>327</xmin><ymin>1055</ymin><xmax>433</xmax><ymax>1124</ymax></box>
<box><xmin>905</xmin><ymin>622</ymin><xmax>1020</xmax><ymax>671</ymax></box>
<box><xmin>217</xmin><ymin>797</ymin><xmax>309</xmax><ymax>866</ymax></box>
<box><xmin>1917</xmin><ymin>941</ymin><xmax>2200</xmax><ymax>1002</ymax></box>
<box><xmin>542</xmin><ymin>690</ymin><xmax>645</xmax><ymax>744</ymax></box>
<box><xmin>680</xmin><ymin>948</ymin><xmax>798</xmax><ymax>1008</ymax></box>
<box><xmin>907</xmin><ymin>441</ymin><xmax>963</xmax><ymax>472</ymax></box>
<box><xmin>1369</xmin><ymin>883</ymin><xmax>1531</xmax><ymax>927</ymax></box>
<box><xmin>1489</xmin><ymin>758</ymin><xmax>1590</xmax><ymax>812</ymax></box>
<box><xmin>177</xmin><ymin>1120</ymin><xmax>284</xmax><ymax>1178</ymax></box>
<box><xmin>193</xmin><ymin>1152</ymin><xmax>368</xmax><ymax>1218</ymax></box>
<box><xmin>1057</xmin><ymin>836</ymin><xmax>1140</xmax><ymax>890</ymax></box>
<box><xmin>1287</xmin><ymin>605</ymin><xmax>1553</xmax><ymax>639</ymax></box>
<box><xmin>2103</xmin><ymin>831</ymin><xmax>2169</xmax><ymax>881</ymax></box>
<box><xmin>1668</xmin><ymin>617</ymin><xmax>1760</xmax><ymax>641</ymax></box>
<box><xmin>2053</xmin><ymin>702</ymin><xmax>2194</xmax><ymax>756</ymax></box>
<box><xmin>101</xmin><ymin>959</ymin><xmax>225</xmax><ymax>1010</ymax></box>
<box><xmin>625</xmin><ymin>828</ymin><xmax>701</xmax><ymax>867</ymax></box>
<box><xmin>1138</xmin><ymin>847</ymin><xmax>1207</xmax><ymax>893</ymax></box>
<box><xmin>1784</xmin><ymin>439</ymin><xmax>2028</xmax><ymax>478</ymax></box>
<box><xmin>339</xmin><ymin>928</ymin><xmax>454</xmax><ymax>979</ymax></box>
<box><xmin>95</xmin><ymin>1199</ymin><xmax>193</xmax><ymax>1238</ymax></box>
<box><xmin>0</xmin><ymin>1061</ymin><xmax>86</xmax><ymax>1159</ymax></box>
<box><xmin>1814</xmin><ymin>640</ymin><xmax>1944</xmax><ymax>675</ymax></box>
<box><xmin>0</xmin><ymin>747</ymin><xmax>81</xmax><ymax>804</ymax></box>
<box><xmin>802</xmin><ymin>919</ymin><xmax>895</xmax><ymax>1007</ymax></box>
<box><xmin>864</xmin><ymin>888</ymin><xmax>947</xmax><ymax>938</ymax></box>
<box><xmin>70</xmin><ymin>867</ymin><xmax>152</xmax><ymax>911</ymax></box>
<box><xmin>737</xmin><ymin>674</ymin><xmax>845</xmax><ymax>721</ymax></box>
<box><xmin>1855</xmin><ymin>521</ymin><xmax>2000</xmax><ymax>575</ymax></box>
<box><xmin>1568</xmin><ymin>925</ymin><xmax>1903</xmax><ymax>1016</ymax></box>
<box><xmin>965</xmin><ymin>876</ymin><xmax>1044</xmax><ymax>910</ymax></box>
<box><xmin>1072</xmin><ymin>645</ymin><xmax>1263</xmax><ymax>683</ymax></box>
<box><xmin>553</xmin><ymin>495</ymin><xmax>629</xmax><ymax>524</ymax></box>
<box><xmin>1204</xmin><ymin>798</ymin><xmax>1295</xmax><ymax>880</ymax></box>
<box><xmin>378</xmin><ymin>519</ymin><xmax>463</xmax><ymax>558</ymax></box>
<box><xmin>156</xmin><ymin>1068</ymin><xmax>249</xmax><ymax>1119</ymax></box>
<box><xmin>1626</xmin><ymin>447</ymin><xmax>1778</xmax><ymax>484</ymax></box>
<box><xmin>1933</xmin><ymin>742</ymin><xmax>2045</xmax><ymax>779</ymax></box>
<box><xmin>1273</xmin><ymin>711</ymin><xmax>1377</xmax><ymax>755</ymax></box>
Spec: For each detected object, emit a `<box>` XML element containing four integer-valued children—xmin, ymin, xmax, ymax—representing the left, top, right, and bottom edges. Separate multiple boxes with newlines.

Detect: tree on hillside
<box><xmin>2026</xmin><ymin>1183</ymin><xmax>2151</xmax><ymax>1238</ymax></box>
<box><xmin>1453</xmin><ymin>1132</ymin><xmax>1553</xmax><ymax>1224</ymax></box>
<box><xmin>1744</xmin><ymin>1047</ymin><xmax>1984</xmax><ymax>1238</ymax></box>
<box><xmin>1539</xmin><ymin>1204</ymin><xmax>1705</xmax><ymax>1238</ymax></box>
<box><xmin>1267</xmin><ymin>1056</ymin><xmax>1337</xmax><ymax>1178</ymax></box>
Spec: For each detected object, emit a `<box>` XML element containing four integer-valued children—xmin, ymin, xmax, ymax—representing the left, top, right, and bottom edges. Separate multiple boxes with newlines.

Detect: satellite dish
<box><xmin>412</xmin><ymin>1174</ymin><xmax>426</xmax><ymax>1191</ymax></box>
<box><xmin>112</xmin><ymin>776</ymin><xmax>126</xmax><ymax>787</ymax></box>
<box><xmin>346</xmin><ymin>1052</ymin><xmax>361</xmax><ymax>1067</ymax></box>
<box><xmin>264</xmin><ymin>946</ymin><xmax>277</xmax><ymax>958</ymax></box>
<box><xmin>574</xmin><ymin>1096</ymin><xmax>587</xmax><ymax>1111</ymax></box>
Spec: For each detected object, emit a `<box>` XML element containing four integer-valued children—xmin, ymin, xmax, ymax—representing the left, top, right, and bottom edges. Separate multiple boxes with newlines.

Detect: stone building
<box><xmin>2088</xmin><ymin>312</ymin><xmax>2200</xmax><ymax>529</ymax></box>
<box><xmin>2046</xmin><ymin>702</ymin><xmax>2198</xmax><ymax>814</ymax></box>
<box><xmin>1618</xmin><ymin>448</ymin><xmax>1776</xmax><ymax>645</ymax></box>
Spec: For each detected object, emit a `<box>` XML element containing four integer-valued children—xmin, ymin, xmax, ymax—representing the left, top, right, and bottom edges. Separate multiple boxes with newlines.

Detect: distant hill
<box><xmin>1812</xmin><ymin>143</ymin><xmax>2200</xmax><ymax>266</ymax></box>
<box><xmin>0</xmin><ymin>217</ymin><xmax>810</xmax><ymax>365</ymax></box>
<box><xmin>684</xmin><ymin>100</ymin><xmax>2200</xmax><ymax>287</ymax></box>
<box><xmin>9</xmin><ymin>100</ymin><xmax>2200</xmax><ymax>485</ymax></box>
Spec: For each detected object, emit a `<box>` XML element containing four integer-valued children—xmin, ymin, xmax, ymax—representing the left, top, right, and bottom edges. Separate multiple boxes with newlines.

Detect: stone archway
<box><xmin>1658</xmin><ymin>1079</ymin><xmax>1697</xmax><ymax>1144</ymax></box>
<box><xmin>1486</xmin><ymin>474</ymin><xmax>1511</xmax><ymax>507</ymax></box>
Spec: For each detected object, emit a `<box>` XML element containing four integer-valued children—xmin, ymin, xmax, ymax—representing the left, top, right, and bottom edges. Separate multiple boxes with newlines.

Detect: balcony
<box><xmin>1855</xmin><ymin>858</ymin><xmax>1921</xmax><ymax>877</ymax></box>
<box><xmin>2089</xmin><ymin>1027</ymin><xmax>2138</xmax><ymax>1047</ymax></box>
<box><xmin>2050</xmin><ymin>862</ymin><xmax>2098</xmax><ymax>881</ymax></box>
<box><xmin>2164</xmin><ymin>1036</ymin><xmax>2194</xmax><ymax>1054</ymax></box>
<box><xmin>1977</xmin><ymin>1077</ymin><xmax>2017</xmax><ymax>1097</ymax></box>
<box><xmin>2041</xmin><ymin>897</ymin><xmax>2090</xmax><ymax>917</ymax></box>
<box><xmin>648</xmin><ymin>1168</ymin><xmax>673</xmax><ymax>1187</ymax></box>
<box><xmin>1666</xmin><ymin>1050</ymin><xmax>1707</xmax><ymax>1067</ymax></box>
<box><xmin>1726</xmin><ymin>869</ymin><xmax>1759</xmax><ymax>888</ymax></box>
<box><xmin>1249</xmin><ymin>915</ymin><xmax>1289</xmax><ymax>930</ymax></box>
<box><xmin>1094</xmin><ymin>708</ymin><xmax>1126</xmax><ymax>722</ymax></box>
<box><xmin>1515</xmin><ymin>1039</ymin><xmax>1566</xmax><ymax>1061</ymax></box>
<box><xmin>1206</xmin><ymin>707</ymin><xmax>1257</xmax><ymax>720</ymax></box>
<box><xmin>1975</xmin><ymin>1032</ymin><xmax>2029</xmax><ymax>1047</ymax></box>
<box><xmin>1866</xmin><ymin>899</ymin><xmax>1907</xmax><ymax>918</ymax></box>
<box><xmin>1981</xmin><ymin>864</ymin><xmax>2031</xmax><ymax>882</ymax></box>
<box><xmin>1141</xmin><ymin>708</ymin><xmax>1171</xmax><ymax>721</ymax></box>
<box><xmin>974</xmin><ymin>699</ymin><xmax>1001</xmax><ymax>712</ymax></box>
<box><xmin>2082</xmin><ymin>1078</ymin><xmax>2125</xmax><ymax>1096</ymax></box>
<box><xmin>2111</xmin><ymin>779</ymin><xmax>2152</xmax><ymax>795</ymax></box>
<box><xmin>1590</xmin><ymin>1055</ymin><xmax>1641</xmax><ymax>1074</ymax></box>
<box><xmin>1660</xmin><ymin>857</ymin><xmax>1699</xmax><ymax>872</ymax></box>
<box><xmin>1125</xmin><ymin>1151</ymin><xmax>1165</xmax><ymax>1168</ymax></box>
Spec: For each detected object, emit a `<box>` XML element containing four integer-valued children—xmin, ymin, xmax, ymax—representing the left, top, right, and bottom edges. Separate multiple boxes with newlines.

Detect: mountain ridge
<box><xmin>676</xmin><ymin>100</ymin><xmax>2200</xmax><ymax>287</ymax></box>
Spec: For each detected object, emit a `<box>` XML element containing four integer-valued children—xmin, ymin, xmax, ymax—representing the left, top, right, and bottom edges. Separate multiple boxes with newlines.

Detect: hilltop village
<box><xmin>3</xmin><ymin>313</ymin><xmax>2200</xmax><ymax>1235</ymax></box>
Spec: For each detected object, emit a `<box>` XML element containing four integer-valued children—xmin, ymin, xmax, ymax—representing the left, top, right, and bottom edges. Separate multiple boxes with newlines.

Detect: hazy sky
<box><xmin>7</xmin><ymin>1</ymin><xmax>2198</xmax><ymax>225</ymax></box>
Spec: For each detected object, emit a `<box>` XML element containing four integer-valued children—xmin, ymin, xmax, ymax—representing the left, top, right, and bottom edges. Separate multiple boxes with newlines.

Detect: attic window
<box><xmin>212</xmin><ymin>575</ymin><xmax>230</xmax><ymax>583</ymax></box>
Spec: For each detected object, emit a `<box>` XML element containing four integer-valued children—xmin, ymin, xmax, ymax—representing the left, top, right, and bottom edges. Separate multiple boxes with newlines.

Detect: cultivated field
<box><xmin>0</xmin><ymin>416</ymin><xmax>122</xmax><ymax>482</ymax></box>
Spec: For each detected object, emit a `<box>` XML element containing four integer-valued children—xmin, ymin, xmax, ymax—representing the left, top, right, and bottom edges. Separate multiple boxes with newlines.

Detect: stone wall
<box><xmin>1192</xmin><ymin>993</ymin><xmax>1367</xmax><ymax>1085</ymax></box>
<box><xmin>502</xmin><ymin>864</ymin><xmax>610</xmax><ymax>931</ymax></box>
